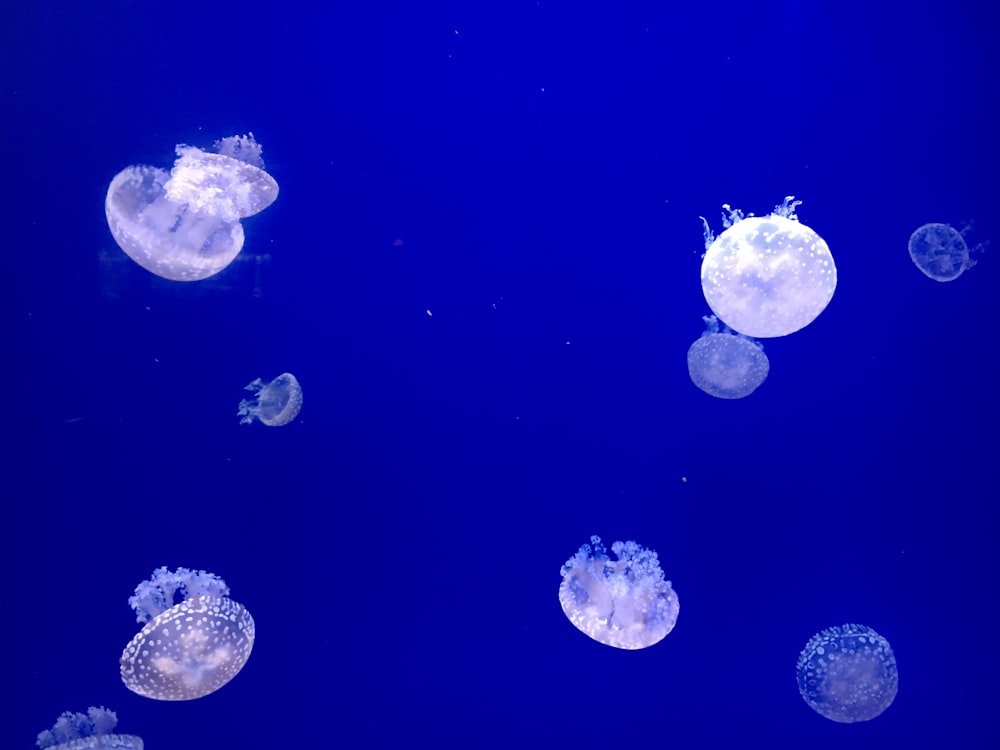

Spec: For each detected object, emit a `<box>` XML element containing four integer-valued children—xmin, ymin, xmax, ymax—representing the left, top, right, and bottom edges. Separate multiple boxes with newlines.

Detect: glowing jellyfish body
<box><xmin>687</xmin><ymin>315</ymin><xmax>769</xmax><ymax>399</ymax></box>
<box><xmin>908</xmin><ymin>222</ymin><xmax>977</xmax><ymax>281</ymax></box>
<box><xmin>701</xmin><ymin>197</ymin><xmax>837</xmax><ymax>338</ymax></box>
<box><xmin>106</xmin><ymin>134</ymin><xmax>279</xmax><ymax>282</ymax></box>
<box><xmin>796</xmin><ymin>623</ymin><xmax>898</xmax><ymax>723</ymax></box>
<box><xmin>120</xmin><ymin>567</ymin><xmax>255</xmax><ymax>701</ymax></box>
<box><xmin>36</xmin><ymin>706</ymin><xmax>142</xmax><ymax>750</ymax></box>
<box><xmin>558</xmin><ymin>535</ymin><xmax>679</xmax><ymax>650</ymax></box>
<box><xmin>238</xmin><ymin>372</ymin><xmax>303</xmax><ymax>426</ymax></box>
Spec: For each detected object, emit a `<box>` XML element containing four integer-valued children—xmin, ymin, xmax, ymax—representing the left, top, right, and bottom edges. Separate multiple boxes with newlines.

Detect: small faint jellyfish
<box><xmin>908</xmin><ymin>222</ymin><xmax>987</xmax><ymax>281</ymax></box>
<box><xmin>701</xmin><ymin>196</ymin><xmax>837</xmax><ymax>338</ymax></box>
<box><xmin>558</xmin><ymin>535</ymin><xmax>679</xmax><ymax>650</ymax></box>
<box><xmin>238</xmin><ymin>372</ymin><xmax>303</xmax><ymax>426</ymax></box>
<box><xmin>120</xmin><ymin>566</ymin><xmax>255</xmax><ymax>701</ymax></box>
<box><xmin>687</xmin><ymin>314</ymin><xmax>769</xmax><ymax>399</ymax></box>
<box><xmin>796</xmin><ymin>623</ymin><xmax>899</xmax><ymax>723</ymax></box>
<box><xmin>106</xmin><ymin>134</ymin><xmax>279</xmax><ymax>282</ymax></box>
<box><xmin>36</xmin><ymin>706</ymin><xmax>142</xmax><ymax>750</ymax></box>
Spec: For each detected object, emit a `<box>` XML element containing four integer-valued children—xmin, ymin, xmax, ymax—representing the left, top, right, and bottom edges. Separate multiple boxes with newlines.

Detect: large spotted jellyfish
<box><xmin>687</xmin><ymin>314</ymin><xmax>769</xmax><ymax>399</ymax></box>
<box><xmin>36</xmin><ymin>706</ymin><xmax>142</xmax><ymax>750</ymax></box>
<box><xmin>105</xmin><ymin>134</ymin><xmax>279</xmax><ymax>281</ymax></box>
<box><xmin>700</xmin><ymin>197</ymin><xmax>837</xmax><ymax>338</ymax></box>
<box><xmin>908</xmin><ymin>222</ymin><xmax>987</xmax><ymax>281</ymax></box>
<box><xmin>796</xmin><ymin>623</ymin><xmax>899</xmax><ymax>723</ymax></box>
<box><xmin>238</xmin><ymin>372</ymin><xmax>303</xmax><ymax>426</ymax></box>
<box><xmin>120</xmin><ymin>567</ymin><xmax>255</xmax><ymax>701</ymax></box>
<box><xmin>558</xmin><ymin>535</ymin><xmax>679</xmax><ymax>650</ymax></box>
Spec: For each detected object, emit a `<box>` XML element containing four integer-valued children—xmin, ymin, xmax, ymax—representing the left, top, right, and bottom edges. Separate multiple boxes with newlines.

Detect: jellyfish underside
<box><xmin>106</xmin><ymin>135</ymin><xmax>278</xmax><ymax>282</ymax></box>
<box><xmin>701</xmin><ymin>213</ymin><xmax>837</xmax><ymax>338</ymax></box>
<box><xmin>908</xmin><ymin>222</ymin><xmax>972</xmax><ymax>281</ymax></box>
<box><xmin>559</xmin><ymin>536</ymin><xmax>679</xmax><ymax>650</ymax></box>
<box><xmin>238</xmin><ymin>372</ymin><xmax>303</xmax><ymax>426</ymax></box>
<box><xmin>796</xmin><ymin>624</ymin><xmax>898</xmax><ymax>723</ymax></box>
<box><xmin>36</xmin><ymin>706</ymin><xmax>143</xmax><ymax>750</ymax></box>
<box><xmin>121</xmin><ymin>567</ymin><xmax>255</xmax><ymax>701</ymax></box>
<box><xmin>688</xmin><ymin>330</ymin><xmax>769</xmax><ymax>399</ymax></box>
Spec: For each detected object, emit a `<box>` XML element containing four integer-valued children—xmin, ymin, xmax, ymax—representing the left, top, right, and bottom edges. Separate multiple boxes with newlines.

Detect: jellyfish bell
<box><xmin>687</xmin><ymin>315</ymin><xmax>769</xmax><ymax>399</ymax></box>
<box><xmin>796</xmin><ymin>623</ymin><xmax>898</xmax><ymax>723</ymax></box>
<box><xmin>120</xmin><ymin>567</ymin><xmax>255</xmax><ymax>701</ymax></box>
<box><xmin>701</xmin><ymin>197</ymin><xmax>837</xmax><ymax>338</ymax></box>
<box><xmin>907</xmin><ymin>221</ymin><xmax>986</xmax><ymax>281</ymax></box>
<box><xmin>36</xmin><ymin>706</ymin><xmax>143</xmax><ymax>750</ymax></box>
<box><xmin>238</xmin><ymin>372</ymin><xmax>303</xmax><ymax>427</ymax></box>
<box><xmin>558</xmin><ymin>535</ymin><xmax>679</xmax><ymax>650</ymax></box>
<box><xmin>105</xmin><ymin>134</ymin><xmax>278</xmax><ymax>282</ymax></box>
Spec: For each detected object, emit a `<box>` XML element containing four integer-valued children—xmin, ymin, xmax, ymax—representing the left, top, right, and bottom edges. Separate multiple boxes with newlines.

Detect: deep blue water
<box><xmin>4</xmin><ymin>1</ymin><xmax>998</xmax><ymax>747</ymax></box>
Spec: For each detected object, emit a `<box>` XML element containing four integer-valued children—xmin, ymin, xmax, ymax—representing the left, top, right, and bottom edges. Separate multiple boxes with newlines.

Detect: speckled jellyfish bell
<box><xmin>36</xmin><ymin>706</ymin><xmax>142</xmax><ymax>750</ymax></box>
<box><xmin>687</xmin><ymin>314</ymin><xmax>769</xmax><ymax>399</ymax></box>
<box><xmin>120</xmin><ymin>567</ymin><xmax>255</xmax><ymax>701</ymax></box>
<box><xmin>106</xmin><ymin>134</ymin><xmax>279</xmax><ymax>282</ymax></box>
<box><xmin>558</xmin><ymin>535</ymin><xmax>679</xmax><ymax>650</ymax></box>
<box><xmin>700</xmin><ymin>197</ymin><xmax>837</xmax><ymax>338</ymax></box>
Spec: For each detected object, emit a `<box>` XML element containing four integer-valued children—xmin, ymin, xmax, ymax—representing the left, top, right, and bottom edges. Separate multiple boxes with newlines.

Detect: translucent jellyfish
<box><xmin>120</xmin><ymin>566</ymin><xmax>255</xmax><ymax>701</ymax></box>
<box><xmin>106</xmin><ymin>134</ymin><xmax>279</xmax><ymax>282</ymax></box>
<box><xmin>701</xmin><ymin>197</ymin><xmax>837</xmax><ymax>338</ymax></box>
<box><xmin>238</xmin><ymin>372</ymin><xmax>303</xmax><ymax>426</ymax></box>
<box><xmin>687</xmin><ymin>314</ymin><xmax>769</xmax><ymax>399</ymax></box>
<box><xmin>908</xmin><ymin>222</ymin><xmax>987</xmax><ymax>281</ymax></box>
<box><xmin>796</xmin><ymin>623</ymin><xmax>899</xmax><ymax>723</ymax></box>
<box><xmin>558</xmin><ymin>535</ymin><xmax>679</xmax><ymax>650</ymax></box>
<box><xmin>36</xmin><ymin>706</ymin><xmax>143</xmax><ymax>750</ymax></box>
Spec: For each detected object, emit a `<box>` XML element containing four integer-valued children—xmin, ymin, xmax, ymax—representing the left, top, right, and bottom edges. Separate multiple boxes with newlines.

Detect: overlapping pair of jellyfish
<box><xmin>558</xmin><ymin>536</ymin><xmax>898</xmax><ymax>724</ymax></box>
<box><xmin>689</xmin><ymin>198</ymin><xmax>985</xmax><ymax>399</ymax></box>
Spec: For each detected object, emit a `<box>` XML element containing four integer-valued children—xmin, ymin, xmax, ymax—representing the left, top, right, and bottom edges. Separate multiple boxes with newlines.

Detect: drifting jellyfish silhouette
<box><xmin>238</xmin><ymin>372</ymin><xmax>303</xmax><ymax>426</ymax></box>
<box><xmin>908</xmin><ymin>222</ymin><xmax>986</xmax><ymax>281</ymax></box>
<box><xmin>558</xmin><ymin>535</ymin><xmax>679</xmax><ymax>650</ymax></box>
<box><xmin>36</xmin><ymin>706</ymin><xmax>142</xmax><ymax>750</ymax></box>
<box><xmin>687</xmin><ymin>314</ymin><xmax>769</xmax><ymax>399</ymax></box>
<box><xmin>106</xmin><ymin>134</ymin><xmax>279</xmax><ymax>282</ymax></box>
<box><xmin>120</xmin><ymin>567</ymin><xmax>255</xmax><ymax>701</ymax></box>
<box><xmin>701</xmin><ymin>197</ymin><xmax>837</xmax><ymax>338</ymax></box>
<box><xmin>796</xmin><ymin>623</ymin><xmax>898</xmax><ymax>723</ymax></box>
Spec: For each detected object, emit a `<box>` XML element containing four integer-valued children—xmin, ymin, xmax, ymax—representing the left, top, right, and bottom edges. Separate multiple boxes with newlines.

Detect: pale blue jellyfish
<box><xmin>238</xmin><ymin>372</ymin><xmax>303</xmax><ymax>426</ymax></box>
<box><xmin>106</xmin><ymin>134</ymin><xmax>279</xmax><ymax>281</ymax></box>
<box><xmin>558</xmin><ymin>536</ymin><xmax>679</xmax><ymax>650</ymax></box>
<box><xmin>796</xmin><ymin>623</ymin><xmax>898</xmax><ymax>723</ymax></box>
<box><xmin>687</xmin><ymin>315</ymin><xmax>769</xmax><ymax>399</ymax></box>
<box><xmin>36</xmin><ymin>706</ymin><xmax>142</xmax><ymax>749</ymax></box>
<box><xmin>908</xmin><ymin>222</ymin><xmax>987</xmax><ymax>281</ymax></box>
<box><xmin>701</xmin><ymin>197</ymin><xmax>837</xmax><ymax>338</ymax></box>
<box><xmin>120</xmin><ymin>567</ymin><xmax>255</xmax><ymax>701</ymax></box>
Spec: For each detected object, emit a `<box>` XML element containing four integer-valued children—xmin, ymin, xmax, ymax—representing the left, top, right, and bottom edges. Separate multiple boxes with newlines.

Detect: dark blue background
<box><xmin>4</xmin><ymin>1</ymin><xmax>997</xmax><ymax>747</ymax></box>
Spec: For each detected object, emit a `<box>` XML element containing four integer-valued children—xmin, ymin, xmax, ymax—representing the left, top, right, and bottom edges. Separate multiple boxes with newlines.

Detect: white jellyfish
<box><xmin>36</xmin><ymin>706</ymin><xmax>142</xmax><ymax>750</ymax></box>
<box><xmin>687</xmin><ymin>314</ymin><xmax>769</xmax><ymax>399</ymax></box>
<box><xmin>238</xmin><ymin>372</ymin><xmax>303</xmax><ymax>426</ymax></box>
<box><xmin>120</xmin><ymin>567</ymin><xmax>255</xmax><ymax>701</ymax></box>
<box><xmin>106</xmin><ymin>134</ymin><xmax>279</xmax><ymax>282</ymax></box>
<box><xmin>908</xmin><ymin>222</ymin><xmax>987</xmax><ymax>281</ymax></box>
<box><xmin>701</xmin><ymin>197</ymin><xmax>837</xmax><ymax>338</ymax></box>
<box><xmin>558</xmin><ymin>535</ymin><xmax>679</xmax><ymax>650</ymax></box>
<box><xmin>796</xmin><ymin>623</ymin><xmax>899</xmax><ymax>723</ymax></box>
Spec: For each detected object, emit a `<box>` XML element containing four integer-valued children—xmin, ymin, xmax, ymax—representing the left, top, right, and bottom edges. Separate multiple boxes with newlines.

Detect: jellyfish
<box><xmin>796</xmin><ymin>623</ymin><xmax>898</xmax><ymax>723</ymax></box>
<box><xmin>687</xmin><ymin>314</ymin><xmax>769</xmax><ymax>399</ymax></box>
<box><xmin>700</xmin><ymin>197</ymin><xmax>837</xmax><ymax>338</ymax></box>
<box><xmin>36</xmin><ymin>706</ymin><xmax>142</xmax><ymax>750</ymax></box>
<box><xmin>120</xmin><ymin>566</ymin><xmax>255</xmax><ymax>701</ymax></box>
<box><xmin>106</xmin><ymin>134</ymin><xmax>279</xmax><ymax>282</ymax></box>
<box><xmin>238</xmin><ymin>372</ymin><xmax>303</xmax><ymax>426</ymax></box>
<box><xmin>908</xmin><ymin>222</ymin><xmax>987</xmax><ymax>281</ymax></box>
<box><xmin>558</xmin><ymin>535</ymin><xmax>679</xmax><ymax>650</ymax></box>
